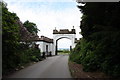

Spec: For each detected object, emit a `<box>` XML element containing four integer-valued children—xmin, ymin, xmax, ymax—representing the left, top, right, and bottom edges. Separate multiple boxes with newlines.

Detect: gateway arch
<box><xmin>53</xmin><ymin>27</ymin><xmax>76</xmax><ymax>55</ymax></box>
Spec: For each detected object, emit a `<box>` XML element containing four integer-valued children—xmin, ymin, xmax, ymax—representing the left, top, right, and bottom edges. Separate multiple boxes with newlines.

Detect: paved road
<box><xmin>8</xmin><ymin>54</ymin><xmax>72</xmax><ymax>78</ymax></box>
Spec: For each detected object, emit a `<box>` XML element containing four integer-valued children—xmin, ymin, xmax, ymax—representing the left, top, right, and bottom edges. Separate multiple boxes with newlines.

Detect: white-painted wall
<box><xmin>53</xmin><ymin>34</ymin><xmax>76</xmax><ymax>55</ymax></box>
<box><xmin>36</xmin><ymin>41</ymin><xmax>53</xmax><ymax>55</ymax></box>
<box><xmin>35</xmin><ymin>34</ymin><xmax>76</xmax><ymax>56</ymax></box>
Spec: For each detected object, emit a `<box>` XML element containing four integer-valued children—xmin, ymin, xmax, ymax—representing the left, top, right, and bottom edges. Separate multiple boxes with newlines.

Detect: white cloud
<box><xmin>6</xmin><ymin>1</ymin><xmax>83</xmax><ymax>48</ymax></box>
<box><xmin>58</xmin><ymin>38</ymin><xmax>71</xmax><ymax>48</ymax></box>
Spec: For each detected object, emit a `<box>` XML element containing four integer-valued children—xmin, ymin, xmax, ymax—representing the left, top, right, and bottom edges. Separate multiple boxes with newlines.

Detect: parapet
<box><xmin>53</xmin><ymin>28</ymin><xmax>76</xmax><ymax>34</ymax></box>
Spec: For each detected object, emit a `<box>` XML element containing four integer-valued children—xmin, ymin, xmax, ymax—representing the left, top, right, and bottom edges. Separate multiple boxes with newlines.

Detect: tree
<box><xmin>23</xmin><ymin>20</ymin><xmax>40</xmax><ymax>35</ymax></box>
<box><xmin>2</xmin><ymin>1</ymin><xmax>20</xmax><ymax>73</ymax></box>
<box><xmin>2</xmin><ymin>1</ymin><xmax>41</xmax><ymax>75</ymax></box>
<box><xmin>70</xmin><ymin>2</ymin><xmax>120</xmax><ymax>77</ymax></box>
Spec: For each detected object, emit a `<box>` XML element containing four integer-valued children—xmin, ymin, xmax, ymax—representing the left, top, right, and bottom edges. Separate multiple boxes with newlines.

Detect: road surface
<box><xmin>7</xmin><ymin>54</ymin><xmax>72</xmax><ymax>78</ymax></box>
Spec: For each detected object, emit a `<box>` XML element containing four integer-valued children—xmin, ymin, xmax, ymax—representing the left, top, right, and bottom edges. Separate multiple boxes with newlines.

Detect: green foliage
<box><xmin>28</xmin><ymin>48</ymin><xmax>41</xmax><ymax>61</ymax></box>
<box><xmin>63</xmin><ymin>50</ymin><xmax>70</xmax><ymax>53</ymax></box>
<box><xmin>2</xmin><ymin>1</ymin><xmax>20</xmax><ymax>74</ymax></box>
<box><xmin>58</xmin><ymin>49</ymin><xmax>70</xmax><ymax>53</ymax></box>
<box><xmin>23</xmin><ymin>20</ymin><xmax>40</xmax><ymax>35</ymax></box>
<box><xmin>2</xmin><ymin>2</ymin><xmax>41</xmax><ymax>75</ymax></box>
<box><xmin>18</xmin><ymin>46</ymin><xmax>41</xmax><ymax>64</ymax></box>
<box><xmin>69</xmin><ymin>40</ymin><xmax>81</xmax><ymax>64</ymax></box>
<box><xmin>70</xmin><ymin>2</ymin><xmax>120</xmax><ymax>77</ymax></box>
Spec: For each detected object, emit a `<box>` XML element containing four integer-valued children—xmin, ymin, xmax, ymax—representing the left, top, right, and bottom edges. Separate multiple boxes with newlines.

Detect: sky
<box><xmin>4</xmin><ymin>0</ymin><xmax>83</xmax><ymax>49</ymax></box>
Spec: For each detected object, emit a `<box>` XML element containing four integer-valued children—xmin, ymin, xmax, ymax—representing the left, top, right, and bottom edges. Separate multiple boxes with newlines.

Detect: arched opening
<box><xmin>55</xmin><ymin>37</ymin><xmax>72</xmax><ymax>55</ymax></box>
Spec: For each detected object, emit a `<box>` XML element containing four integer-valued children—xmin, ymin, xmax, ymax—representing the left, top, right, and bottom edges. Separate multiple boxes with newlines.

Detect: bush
<box><xmin>21</xmin><ymin>47</ymin><xmax>41</xmax><ymax>63</ymax></box>
<box><xmin>69</xmin><ymin>40</ymin><xmax>81</xmax><ymax>64</ymax></box>
<box><xmin>69</xmin><ymin>31</ymin><xmax>120</xmax><ymax>77</ymax></box>
<box><xmin>71</xmin><ymin>2</ymin><xmax>120</xmax><ymax>77</ymax></box>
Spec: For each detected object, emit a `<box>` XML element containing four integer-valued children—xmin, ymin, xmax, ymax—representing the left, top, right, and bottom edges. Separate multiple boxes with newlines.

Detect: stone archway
<box><xmin>53</xmin><ymin>27</ymin><xmax>76</xmax><ymax>55</ymax></box>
